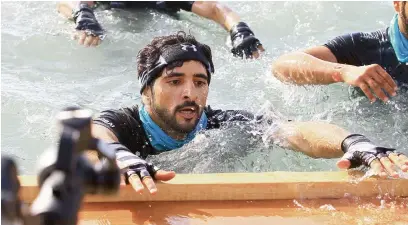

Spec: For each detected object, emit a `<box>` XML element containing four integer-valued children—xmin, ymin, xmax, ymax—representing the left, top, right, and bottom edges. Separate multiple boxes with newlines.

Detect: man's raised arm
<box><xmin>57</xmin><ymin>1</ymin><xmax>104</xmax><ymax>47</ymax></box>
<box><xmin>191</xmin><ymin>1</ymin><xmax>264</xmax><ymax>58</ymax></box>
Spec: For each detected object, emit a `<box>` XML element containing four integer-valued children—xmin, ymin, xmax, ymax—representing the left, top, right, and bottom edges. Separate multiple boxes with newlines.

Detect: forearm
<box><xmin>87</xmin><ymin>124</ymin><xmax>119</xmax><ymax>162</ymax></box>
<box><xmin>272</xmin><ymin>52</ymin><xmax>347</xmax><ymax>85</ymax></box>
<box><xmin>275</xmin><ymin>121</ymin><xmax>350</xmax><ymax>158</ymax></box>
<box><xmin>57</xmin><ymin>1</ymin><xmax>95</xmax><ymax>19</ymax></box>
<box><xmin>91</xmin><ymin>124</ymin><xmax>119</xmax><ymax>142</ymax></box>
<box><xmin>191</xmin><ymin>1</ymin><xmax>241</xmax><ymax>31</ymax></box>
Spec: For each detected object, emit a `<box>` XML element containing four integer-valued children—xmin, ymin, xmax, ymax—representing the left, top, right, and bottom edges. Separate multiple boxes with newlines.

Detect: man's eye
<box><xmin>195</xmin><ymin>81</ymin><xmax>207</xmax><ymax>87</ymax></box>
<box><xmin>169</xmin><ymin>80</ymin><xmax>180</xmax><ymax>85</ymax></box>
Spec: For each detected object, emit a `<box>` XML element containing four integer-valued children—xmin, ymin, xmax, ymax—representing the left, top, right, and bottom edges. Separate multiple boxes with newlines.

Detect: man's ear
<box><xmin>141</xmin><ymin>86</ymin><xmax>153</xmax><ymax>106</ymax></box>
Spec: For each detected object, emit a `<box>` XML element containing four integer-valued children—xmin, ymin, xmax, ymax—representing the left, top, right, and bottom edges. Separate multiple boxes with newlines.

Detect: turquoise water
<box><xmin>1</xmin><ymin>1</ymin><xmax>407</xmax><ymax>175</ymax></box>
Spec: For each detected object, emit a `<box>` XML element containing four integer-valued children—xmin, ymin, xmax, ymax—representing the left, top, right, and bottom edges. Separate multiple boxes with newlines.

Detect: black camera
<box><xmin>1</xmin><ymin>107</ymin><xmax>121</xmax><ymax>225</ymax></box>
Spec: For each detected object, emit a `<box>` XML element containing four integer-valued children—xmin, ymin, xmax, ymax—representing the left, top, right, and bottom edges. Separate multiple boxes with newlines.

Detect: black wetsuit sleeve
<box><xmin>162</xmin><ymin>1</ymin><xmax>195</xmax><ymax>12</ymax></box>
<box><xmin>205</xmin><ymin>106</ymin><xmax>266</xmax><ymax>129</ymax></box>
<box><xmin>323</xmin><ymin>33</ymin><xmax>364</xmax><ymax>66</ymax></box>
<box><xmin>93</xmin><ymin>106</ymin><xmax>147</xmax><ymax>156</ymax></box>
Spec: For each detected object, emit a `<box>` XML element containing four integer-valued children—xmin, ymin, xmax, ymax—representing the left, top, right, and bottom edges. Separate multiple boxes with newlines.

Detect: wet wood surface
<box><xmin>18</xmin><ymin>171</ymin><xmax>408</xmax><ymax>224</ymax></box>
<box><xmin>78</xmin><ymin>198</ymin><xmax>408</xmax><ymax>225</ymax></box>
<box><xmin>19</xmin><ymin>171</ymin><xmax>408</xmax><ymax>202</ymax></box>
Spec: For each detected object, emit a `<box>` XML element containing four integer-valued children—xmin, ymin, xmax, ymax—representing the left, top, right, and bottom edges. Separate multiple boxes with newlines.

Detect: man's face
<box><xmin>395</xmin><ymin>1</ymin><xmax>408</xmax><ymax>34</ymax></box>
<box><xmin>147</xmin><ymin>60</ymin><xmax>209</xmax><ymax>135</ymax></box>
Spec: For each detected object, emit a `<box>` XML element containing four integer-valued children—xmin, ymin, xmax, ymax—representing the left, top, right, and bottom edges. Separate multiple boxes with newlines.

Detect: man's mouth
<box><xmin>177</xmin><ymin>106</ymin><xmax>198</xmax><ymax>120</ymax></box>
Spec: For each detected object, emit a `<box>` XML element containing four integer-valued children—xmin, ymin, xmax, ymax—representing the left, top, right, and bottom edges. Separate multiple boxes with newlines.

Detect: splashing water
<box><xmin>1</xmin><ymin>1</ymin><xmax>407</xmax><ymax>175</ymax></box>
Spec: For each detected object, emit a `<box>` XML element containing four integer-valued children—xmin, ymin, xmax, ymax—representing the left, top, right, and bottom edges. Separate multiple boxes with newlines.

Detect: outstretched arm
<box><xmin>57</xmin><ymin>1</ymin><xmax>104</xmax><ymax>47</ymax></box>
<box><xmin>271</xmin><ymin>46</ymin><xmax>397</xmax><ymax>103</ymax></box>
<box><xmin>57</xmin><ymin>1</ymin><xmax>95</xmax><ymax>19</ymax></box>
<box><xmin>273</xmin><ymin>121</ymin><xmax>408</xmax><ymax>177</ymax></box>
<box><xmin>91</xmin><ymin>124</ymin><xmax>175</xmax><ymax>194</ymax></box>
<box><xmin>191</xmin><ymin>1</ymin><xmax>264</xmax><ymax>58</ymax></box>
<box><xmin>272</xmin><ymin>46</ymin><xmax>342</xmax><ymax>85</ymax></box>
<box><xmin>275</xmin><ymin>121</ymin><xmax>347</xmax><ymax>159</ymax></box>
<box><xmin>190</xmin><ymin>1</ymin><xmax>240</xmax><ymax>31</ymax></box>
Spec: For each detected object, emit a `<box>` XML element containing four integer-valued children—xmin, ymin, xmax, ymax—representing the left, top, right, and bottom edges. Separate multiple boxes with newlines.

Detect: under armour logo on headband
<box><xmin>181</xmin><ymin>44</ymin><xmax>197</xmax><ymax>52</ymax></box>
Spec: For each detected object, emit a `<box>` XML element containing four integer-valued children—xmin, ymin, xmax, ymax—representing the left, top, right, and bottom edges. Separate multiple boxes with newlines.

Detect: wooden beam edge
<box><xmin>18</xmin><ymin>171</ymin><xmax>408</xmax><ymax>203</ymax></box>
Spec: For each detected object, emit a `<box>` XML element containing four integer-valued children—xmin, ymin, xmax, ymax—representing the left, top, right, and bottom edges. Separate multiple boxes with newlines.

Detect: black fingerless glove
<box><xmin>341</xmin><ymin>134</ymin><xmax>397</xmax><ymax>168</ymax></box>
<box><xmin>73</xmin><ymin>3</ymin><xmax>105</xmax><ymax>39</ymax></box>
<box><xmin>230</xmin><ymin>22</ymin><xmax>262</xmax><ymax>58</ymax></box>
<box><xmin>108</xmin><ymin>142</ymin><xmax>160</xmax><ymax>183</ymax></box>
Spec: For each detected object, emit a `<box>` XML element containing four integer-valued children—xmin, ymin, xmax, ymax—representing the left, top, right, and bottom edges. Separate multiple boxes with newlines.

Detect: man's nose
<box><xmin>182</xmin><ymin>82</ymin><xmax>197</xmax><ymax>100</ymax></box>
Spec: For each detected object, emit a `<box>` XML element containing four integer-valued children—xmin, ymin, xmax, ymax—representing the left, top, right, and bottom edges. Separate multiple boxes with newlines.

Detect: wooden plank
<box><xmin>78</xmin><ymin>198</ymin><xmax>408</xmax><ymax>225</ymax></box>
<box><xmin>19</xmin><ymin>171</ymin><xmax>408</xmax><ymax>203</ymax></box>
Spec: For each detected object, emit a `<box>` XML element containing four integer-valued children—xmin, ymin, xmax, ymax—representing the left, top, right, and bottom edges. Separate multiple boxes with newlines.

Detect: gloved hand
<box><xmin>110</xmin><ymin>142</ymin><xmax>176</xmax><ymax>194</ymax></box>
<box><xmin>230</xmin><ymin>22</ymin><xmax>264</xmax><ymax>59</ymax></box>
<box><xmin>337</xmin><ymin>134</ymin><xmax>408</xmax><ymax>178</ymax></box>
<box><xmin>72</xmin><ymin>3</ymin><xmax>105</xmax><ymax>47</ymax></box>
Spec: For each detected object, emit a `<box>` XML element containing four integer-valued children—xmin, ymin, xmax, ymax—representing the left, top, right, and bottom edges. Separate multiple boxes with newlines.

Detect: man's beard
<box><xmin>402</xmin><ymin>3</ymin><xmax>408</xmax><ymax>34</ymax></box>
<box><xmin>152</xmin><ymin>100</ymin><xmax>203</xmax><ymax>134</ymax></box>
<box><xmin>404</xmin><ymin>20</ymin><xmax>408</xmax><ymax>35</ymax></box>
<box><xmin>402</xmin><ymin>18</ymin><xmax>408</xmax><ymax>35</ymax></box>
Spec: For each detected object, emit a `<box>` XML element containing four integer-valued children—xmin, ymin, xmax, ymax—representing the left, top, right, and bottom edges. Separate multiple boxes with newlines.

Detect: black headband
<box><xmin>139</xmin><ymin>43</ymin><xmax>215</xmax><ymax>94</ymax></box>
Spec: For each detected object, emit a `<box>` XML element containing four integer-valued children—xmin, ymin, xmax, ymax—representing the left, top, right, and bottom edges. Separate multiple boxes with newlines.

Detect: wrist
<box><xmin>228</xmin><ymin>21</ymin><xmax>242</xmax><ymax>31</ymax></box>
<box><xmin>333</xmin><ymin>64</ymin><xmax>360</xmax><ymax>83</ymax></box>
<box><xmin>108</xmin><ymin>142</ymin><xmax>142</xmax><ymax>170</ymax></box>
<box><xmin>341</xmin><ymin>134</ymin><xmax>371</xmax><ymax>153</ymax></box>
<box><xmin>107</xmin><ymin>142</ymin><xmax>130</xmax><ymax>152</ymax></box>
<box><xmin>332</xmin><ymin>64</ymin><xmax>348</xmax><ymax>83</ymax></box>
<box><xmin>73</xmin><ymin>3</ymin><xmax>95</xmax><ymax>22</ymax></box>
<box><xmin>229</xmin><ymin>22</ymin><xmax>253</xmax><ymax>38</ymax></box>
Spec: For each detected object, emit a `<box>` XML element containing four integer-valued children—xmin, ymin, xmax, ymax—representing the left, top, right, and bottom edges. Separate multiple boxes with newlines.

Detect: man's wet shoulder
<box><xmin>352</xmin><ymin>28</ymin><xmax>390</xmax><ymax>45</ymax></box>
<box><xmin>204</xmin><ymin>106</ymin><xmax>266</xmax><ymax>129</ymax></box>
<box><xmin>328</xmin><ymin>28</ymin><xmax>389</xmax><ymax>47</ymax></box>
<box><xmin>95</xmin><ymin>105</ymin><xmax>140</xmax><ymax>118</ymax></box>
<box><xmin>93</xmin><ymin>105</ymin><xmax>141</xmax><ymax>128</ymax></box>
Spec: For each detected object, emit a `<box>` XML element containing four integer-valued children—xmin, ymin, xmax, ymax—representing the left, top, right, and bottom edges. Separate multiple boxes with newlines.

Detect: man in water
<box><xmin>57</xmin><ymin>1</ymin><xmax>264</xmax><ymax>58</ymax></box>
<box><xmin>90</xmin><ymin>32</ymin><xmax>408</xmax><ymax>194</ymax></box>
<box><xmin>272</xmin><ymin>1</ymin><xmax>407</xmax><ymax>102</ymax></box>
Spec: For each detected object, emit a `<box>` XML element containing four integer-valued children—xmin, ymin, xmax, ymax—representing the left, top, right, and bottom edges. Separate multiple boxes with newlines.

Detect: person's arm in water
<box><xmin>90</xmin><ymin>123</ymin><xmax>176</xmax><ymax>195</ymax></box>
<box><xmin>57</xmin><ymin>1</ymin><xmax>95</xmax><ymax>19</ymax></box>
<box><xmin>191</xmin><ymin>1</ymin><xmax>264</xmax><ymax>59</ymax></box>
<box><xmin>271</xmin><ymin>46</ymin><xmax>397</xmax><ymax>103</ymax></box>
<box><xmin>273</xmin><ymin>121</ymin><xmax>408</xmax><ymax>178</ymax></box>
<box><xmin>57</xmin><ymin>1</ymin><xmax>104</xmax><ymax>47</ymax></box>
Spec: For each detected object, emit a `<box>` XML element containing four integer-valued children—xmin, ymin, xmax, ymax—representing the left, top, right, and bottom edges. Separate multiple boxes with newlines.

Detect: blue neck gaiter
<box><xmin>139</xmin><ymin>106</ymin><xmax>208</xmax><ymax>151</ymax></box>
<box><xmin>389</xmin><ymin>14</ymin><xmax>408</xmax><ymax>63</ymax></box>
